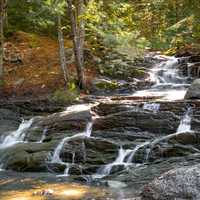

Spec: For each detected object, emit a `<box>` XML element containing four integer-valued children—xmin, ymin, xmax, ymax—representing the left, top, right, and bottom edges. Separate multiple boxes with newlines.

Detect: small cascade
<box><xmin>96</xmin><ymin>142</ymin><xmax>152</xmax><ymax>177</ymax></box>
<box><xmin>39</xmin><ymin>128</ymin><xmax>48</xmax><ymax>143</ymax></box>
<box><xmin>85</xmin><ymin>121</ymin><xmax>93</xmax><ymax>138</ymax></box>
<box><xmin>177</xmin><ymin>108</ymin><xmax>192</xmax><ymax>133</ymax></box>
<box><xmin>143</xmin><ymin>107</ymin><xmax>193</xmax><ymax>161</ymax></box>
<box><xmin>127</xmin><ymin>141</ymin><xmax>150</xmax><ymax>163</ymax></box>
<box><xmin>133</xmin><ymin>55</ymin><xmax>191</xmax><ymax>100</ymax></box>
<box><xmin>98</xmin><ymin>146</ymin><xmax>132</xmax><ymax>176</ymax></box>
<box><xmin>0</xmin><ymin>118</ymin><xmax>34</xmax><ymax>149</ymax></box>
<box><xmin>51</xmin><ymin>121</ymin><xmax>93</xmax><ymax>176</ymax></box>
<box><xmin>143</xmin><ymin>103</ymin><xmax>160</xmax><ymax>112</ymax></box>
<box><xmin>51</xmin><ymin>136</ymin><xmax>70</xmax><ymax>164</ymax></box>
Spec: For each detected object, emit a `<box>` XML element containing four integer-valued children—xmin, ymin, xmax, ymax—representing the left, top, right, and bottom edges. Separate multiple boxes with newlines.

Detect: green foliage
<box><xmin>51</xmin><ymin>82</ymin><xmax>79</xmax><ymax>104</ymax></box>
<box><xmin>6</xmin><ymin>0</ymin><xmax>66</xmax><ymax>35</ymax></box>
<box><xmin>95</xmin><ymin>80</ymin><xmax>119</xmax><ymax>90</ymax></box>
<box><xmin>28</xmin><ymin>34</ymin><xmax>40</xmax><ymax>48</ymax></box>
<box><xmin>5</xmin><ymin>0</ymin><xmax>200</xmax><ymax>51</ymax></box>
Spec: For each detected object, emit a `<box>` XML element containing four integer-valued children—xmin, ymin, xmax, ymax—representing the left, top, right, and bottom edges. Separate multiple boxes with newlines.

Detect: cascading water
<box><xmin>97</xmin><ymin>142</ymin><xmax>152</xmax><ymax>177</ymax></box>
<box><xmin>133</xmin><ymin>56</ymin><xmax>191</xmax><ymax>100</ymax></box>
<box><xmin>0</xmin><ymin>118</ymin><xmax>34</xmax><ymax>149</ymax></box>
<box><xmin>127</xmin><ymin>141</ymin><xmax>150</xmax><ymax>163</ymax></box>
<box><xmin>96</xmin><ymin>106</ymin><xmax>194</xmax><ymax>177</ymax></box>
<box><xmin>85</xmin><ymin>121</ymin><xmax>93</xmax><ymax>138</ymax></box>
<box><xmin>39</xmin><ymin>128</ymin><xmax>48</xmax><ymax>143</ymax></box>
<box><xmin>177</xmin><ymin>108</ymin><xmax>192</xmax><ymax>133</ymax></box>
<box><xmin>144</xmin><ymin>107</ymin><xmax>193</xmax><ymax>161</ymax></box>
<box><xmin>51</xmin><ymin>121</ymin><xmax>93</xmax><ymax>176</ymax></box>
<box><xmin>97</xmin><ymin>146</ymin><xmax>132</xmax><ymax>176</ymax></box>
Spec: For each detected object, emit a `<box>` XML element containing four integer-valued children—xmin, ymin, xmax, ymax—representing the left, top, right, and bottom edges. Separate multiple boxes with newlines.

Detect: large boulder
<box><xmin>25</xmin><ymin>107</ymin><xmax>91</xmax><ymax>142</ymax></box>
<box><xmin>93</xmin><ymin>110</ymin><xmax>180</xmax><ymax>135</ymax></box>
<box><xmin>185</xmin><ymin>79</ymin><xmax>200</xmax><ymax>99</ymax></box>
<box><xmin>0</xmin><ymin>142</ymin><xmax>56</xmax><ymax>171</ymax></box>
<box><xmin>142</xmin><ymin>164</ymin><xmax>200</xmax><ymax>200</ymax></box>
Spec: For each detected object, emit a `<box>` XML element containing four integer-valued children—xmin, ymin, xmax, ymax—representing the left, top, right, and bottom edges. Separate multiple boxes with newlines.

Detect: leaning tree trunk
<box><xmin>67</xmin><ymin>0</ymin><xmax>85</xmax><ymax>89</ymax></box>
<box><xmin>57</xmin><ymin>14</ymin><xmax>69</xmax><ymax>88</ymax></box>
<box><xmin>0</xmin><ymin>0</ymin><xmax>4</xmax><ymax>81</ymax></box>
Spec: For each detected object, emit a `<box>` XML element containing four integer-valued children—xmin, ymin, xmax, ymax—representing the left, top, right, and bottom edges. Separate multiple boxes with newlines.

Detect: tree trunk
<box><xmin>0</xmin><ymin>0</ymin><xmax>4</xmax><ymax>81</ymax></box>
<box><xmin>66</xmin><ymin>0</ymin><xmax>85</xmax><ymax>89</ymax></box>
<box><xmin>57</xmin><ymin>14</ymin><xmax>68</xmax><ymax>88</ymax></box>
<box><xmin>77</xmin><ymin>0</ymin><xmax>85</xmax><ymax>68</ymax></box>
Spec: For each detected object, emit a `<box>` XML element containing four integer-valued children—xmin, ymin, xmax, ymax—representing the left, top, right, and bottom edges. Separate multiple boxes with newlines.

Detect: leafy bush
<box><xmin>51</xmin><ymin>83</ymin><xmax>79</xmax><ymax>104</ymax></box>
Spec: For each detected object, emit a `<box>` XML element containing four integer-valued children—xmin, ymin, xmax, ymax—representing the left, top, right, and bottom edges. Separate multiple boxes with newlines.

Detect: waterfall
<box><xmin>133</xmin><ymin>56</ymin><xmax>190</xmax><ymax>100</ymax></box>
<box><xmin>95</xmin><ymin>106</ymin><xmax>193</xmax><ymax>177</ymax></box>
<box><xmin>51</xmin><ymin>121</ymin><xmax>93</xmax><ymax>176</ymax></box>
<box><xmin>177</xmin><ymin>108</ymin><xmax>192</xmax><ymax>133</ymax></box>
<box><xmin>127</xmin><ymin>141</ymin><xmax>150</xmax><ymax>163</ymax></box>
<box><xmin>51</xmin><ymin>136</ymin><xmax>71</xmax><ymax>164</ymax></box>
<box><xmin>96</xmin><ymin>141</ymin><xmax>152</xmax><ymax>177</ymax></box>
<box><xmin>143</xmin><ymin>103</ymin><xmax>160</xmax><ymax>112</ymax></box>
<box><xmin>85</xmin><ymin>121</ymin><xmax>93</xmax><ymax>138</ymax></box>
<box><xmin>0</xmin><ymin>118</ymin><xmax>34</xmax><ymax>149</ymax></box>
<box><xmin>98</xmin><ymin>146</ymin><xmax>132</xmax><ymax>176</ymax></box>
<box><xmin>39</xmin><ymin>128</ymin><xmax>48</xmax><ymax>143</ymax></box>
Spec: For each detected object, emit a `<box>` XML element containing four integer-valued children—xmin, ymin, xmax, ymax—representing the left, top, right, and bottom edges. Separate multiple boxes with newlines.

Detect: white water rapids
<box><xmin>133</xmin><ymin>55</ymin><xmax>191</xmax><ymax>100</ymax></box>
<box><xmin>0</xmin><ymin>118</ymin><xmax>34</xmax><ymax>149</ymax></box>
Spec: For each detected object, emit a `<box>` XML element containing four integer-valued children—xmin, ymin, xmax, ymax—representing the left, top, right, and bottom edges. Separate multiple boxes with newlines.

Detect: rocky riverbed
<box><xmin>1</xmin><ymin>54</ymin><xmax>200</xmax><ymax>199</ymax></box>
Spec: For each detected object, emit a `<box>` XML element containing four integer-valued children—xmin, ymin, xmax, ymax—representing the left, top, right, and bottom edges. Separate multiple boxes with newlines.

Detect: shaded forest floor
<box><xmin>2</xmin><ymin>31</ymin><xmax>96</xmax><ymax>98</ymax></box>
<box><xmin>2</xmin><ymin>31</ymin><xmax>200</xmax><ymax>101</ymax></box>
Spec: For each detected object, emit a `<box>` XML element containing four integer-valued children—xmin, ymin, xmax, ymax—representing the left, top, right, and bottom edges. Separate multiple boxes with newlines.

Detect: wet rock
<box><xmin>93</xmin><ymin>130</ymin><xmax>154</xmax><ymax>143</ymax></box>
<box><xmin>0</xmin><ymin>109</ymin><xmax>21</xmax><ymax>134</ymax></box>
<box><xmin>142</xmin><ymin>164</ymin><xmax>200</xmax><ymax>200</ymax></box>
<box><xmin>93</xmin><ymin>110</ymin><xmax>180</xmax><ymax>135</ymax></box>
<box><xmin>187</xmin><ymin>62</ymin><xmax>200</xmax><ymax>77</ymax></box>
<box><xmin>107</xmin><ymin>180</ymin><xmax>127</xmax><ymax>188</ymax></box>
<box><xmin>26</xmin><ymin>108</ymin><xmax>91</xmax><ymax>142</ymax></box>
<box><xmin>168</xmin><ymin>131</ymin><xmax>200</xmax><ymax>145</ymax></box>
<box><xmin>147</xmin><ymin>132</ymin><xmax>200</xmax><ymax>161</ymax></box>
<box><xmin>0</xmin><ymin>98</ymin><xmax>65</xmax><ymax>115</ymax></box>
<box><xmin>91</xmin><ymin>77</ymin><xmax>136</xmax><ymax>95</ymax></box>
<box><xmin>185</xmin><ymin>79</ymin><xmax>200</xmax><ymax>99</ymax></box>
<box><xmin>60</xmin><ymin>137</ymin><xmax>118</xmax><ymax>166</ymax></box>
<box><xmin>0</xmin><ymin>142</ymin><xmax>56</xmax><ymax>171</ymax></box>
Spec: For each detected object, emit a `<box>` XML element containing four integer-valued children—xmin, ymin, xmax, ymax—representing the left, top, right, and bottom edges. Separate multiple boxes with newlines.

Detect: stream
<box><xmin>0</xmin><ymin>54</ymin><xmax>200</xmax><ymax>199</ymax></box>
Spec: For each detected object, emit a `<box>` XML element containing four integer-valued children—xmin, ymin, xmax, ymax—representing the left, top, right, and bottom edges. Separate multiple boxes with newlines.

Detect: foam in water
<box><xmin>85</xmin><ymin>121</ymin><xmax>93</xmax><ymax>138</ymax></box>
<box><xmin>177</xmin><ymin>108</ymin><xmax>192</xmax><ymax>133</ymax></box>
<box><xmin>133</xmin><ymin>56</ymin><xmax>190</xmax><ymax>100</ymax></box>
<box><xmin>143</xmin><ymin>103</ymin><xmax>160</xmax><ymax>112</ymax></box>
<box><xmin>0</xmin><ymin>118</ymin><xmax>34</xmax><ymax>149</ymax></box>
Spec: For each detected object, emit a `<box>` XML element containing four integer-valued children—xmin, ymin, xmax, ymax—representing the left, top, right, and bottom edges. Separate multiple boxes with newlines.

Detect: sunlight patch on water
<box><xmin>60</xmin><ymin>104</ymin><xmax>92</xmax><ymax>117</ymax></box>
<box><xmin>0</xmin><ymin>182</ymin><xmax>105</xmax><ymax>200</ymax></box>
<box><xmin>133</xmin><ymin>89</ymin><xmax>187</xmax><ymax>101</ymax></box>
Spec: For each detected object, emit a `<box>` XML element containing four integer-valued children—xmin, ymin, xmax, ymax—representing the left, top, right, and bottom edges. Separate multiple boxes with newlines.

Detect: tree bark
<box><xmin>77</xmin><ymin>0</ymin><xmax>85</xmax><ymax>68</ymax></box>
<box><xmin>57</xmin><ymin>14</ymin><xmax>69</xmax><ymax>88</ymax></box>
<box><xmin>0</xmin><ymin>0</ymin><xmax>5</xmax><ymax>81</ymax></box>
<box><xmin>66</xmin><ymin>0</ymin><xmax>85</xmax><ymax>89</ymax></box>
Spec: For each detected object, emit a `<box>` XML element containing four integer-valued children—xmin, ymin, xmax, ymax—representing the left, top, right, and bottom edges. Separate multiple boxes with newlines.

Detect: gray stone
<box><xmin>142</xmin><ymin>164</ymin><xmax>200</xmax><ymax>200</ymax></box>
<box><xmin>185</xmin><ymin>79</ymin><xmax>200</xmax><ymax>99</ymax></box>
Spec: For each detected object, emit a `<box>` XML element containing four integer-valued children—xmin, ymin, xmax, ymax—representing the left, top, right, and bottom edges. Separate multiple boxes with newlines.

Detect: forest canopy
<box><xmin>6</xmin><ymin>0</ymin><xmax>200</xmax><ymax>50</ymax></box>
